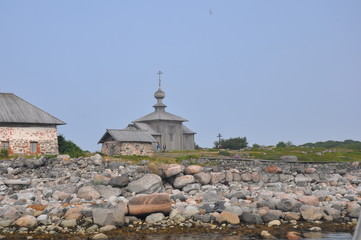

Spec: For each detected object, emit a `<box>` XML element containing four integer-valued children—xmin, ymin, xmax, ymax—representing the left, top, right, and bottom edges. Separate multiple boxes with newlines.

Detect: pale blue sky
<box><xmin>1</xmin><ymin>1</ymin><xmax>360</xmax><ymax>151</ymax></box>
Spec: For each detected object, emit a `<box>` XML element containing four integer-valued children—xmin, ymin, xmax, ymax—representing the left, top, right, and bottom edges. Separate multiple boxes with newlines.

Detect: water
<box><xmin>109</xmin><ymin>232</ymin><xmax>353</xmax><ymax>240</ymax></box>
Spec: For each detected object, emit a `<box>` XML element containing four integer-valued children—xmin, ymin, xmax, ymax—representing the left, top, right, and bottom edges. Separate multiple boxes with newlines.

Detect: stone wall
<box><xmin>101</xmin><ymin>141</ymin><xmax>154</xmax><ymax>156</ymax></box>
<box><xmin>0</xmin><ymin>125</ymin><xmax>59</xmax><ymax>155</ymax></box>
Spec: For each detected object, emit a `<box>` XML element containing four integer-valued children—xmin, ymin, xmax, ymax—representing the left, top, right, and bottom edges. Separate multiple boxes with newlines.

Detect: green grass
<box><xmin>245</xmin><ymin>146</ymin><xmax>361</xmax><ymax>162</ymax></box>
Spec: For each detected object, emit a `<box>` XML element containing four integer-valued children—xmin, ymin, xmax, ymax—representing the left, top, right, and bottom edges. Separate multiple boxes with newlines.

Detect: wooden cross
<box><xmin>217</xmin><ymin>133</ymin><xmax>222</xmax><ymax>148</ymax></box>
<box><xmin>157</xmin><ymin>71</ymin><xmax>163</xmax><ymax>88</ymax></box>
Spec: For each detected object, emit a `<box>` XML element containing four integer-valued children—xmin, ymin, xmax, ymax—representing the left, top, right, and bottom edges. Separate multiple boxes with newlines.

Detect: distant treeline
<box><xmin>301</xmin><ymin>140</ymin><xmax>361</xmax><ymax>150</ymax></box>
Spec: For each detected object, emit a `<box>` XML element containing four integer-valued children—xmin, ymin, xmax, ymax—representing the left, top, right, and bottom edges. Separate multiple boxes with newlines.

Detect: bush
<box><xmin>252</xmin><ymin>144</ymin><xmax>260</xmax><ymax>149</ymax></box>
<box><xmin>219</xmin><ymin>150</ymin><xmax>231</xmax><ymax>156</ymax></box>
<box><xmin>276</xmin><ymin>141</ymin><xmax>286</xmax><ymax>148</ymax></box>
<box><xmin>58</xmin><ymin>135</ymin><xmax>85</xmax><ymax>158</ymax></box>
<box><xmin>0</xmin><ymin>148</ymin><xmax>8</xmax><ymax>157</ymax></box>
<box><xmin>215</xmin><ymin>137</ymin><xmax>248</xmax><ymax>150</ymax></box>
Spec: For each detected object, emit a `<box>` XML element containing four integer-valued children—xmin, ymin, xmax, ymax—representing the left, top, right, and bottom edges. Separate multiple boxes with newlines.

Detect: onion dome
<box><xmin>154</xmin><ymin>88</ymin><xmax>165</xmax><ymax>99</ymax></box>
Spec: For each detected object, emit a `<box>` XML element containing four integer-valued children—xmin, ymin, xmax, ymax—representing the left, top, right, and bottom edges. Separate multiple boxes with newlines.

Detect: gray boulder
<box><xmin>300</xmin><ymin>205</ymin><xmax>324</xmax><ymax>221</ymax></box>
<box><xmin>92</xmin><ymin>207</ymin><xmax>124</xmax><ymax>226</ymax></box>
<box><xmin>127</xmin><ymin>174</ymin><xmax>163</xmax><ymax>194</ymax></box>
<box><xmin>173</xmin><ymin>175</ymin><xmax>195</xmax><ymax>189</ymax></box>
<box><xmin>277</xmin><ymin>198</ymin><xmax>297</xmax><ymax>212</ymax></box>
<box><xmin>145</xmin><ymin>213</ymin><xmax>165</xmax><ymax>224</ymax></box>
<box><xmin>94</xmin><ymin>185</ymin><xmax>122</xmax><ymax>199</ymax></box>
<box><xmin>262</xmin><ymin>210</ymin><xmax>283</xmax><ymax>222</ymax></box>
<box><xmin>194</xmin><ymin>172</ymin><xmax>211</xmax><ymax>185</ymax></box>
<box><xmin>109</xmin><ymin>176</ymin><xmax>129</xmax><ymax>188</ymax></box>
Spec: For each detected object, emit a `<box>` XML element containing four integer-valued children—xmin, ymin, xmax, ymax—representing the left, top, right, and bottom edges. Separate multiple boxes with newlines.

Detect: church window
<box><xmin>30</xmin><ymin>142</ymin><xmax>38</xmax><ymax>153</ymax></box>
<box><xmin>1</xmin><ymin>141</ymin><xmax>9</xmax><ymax>149</ymax></box>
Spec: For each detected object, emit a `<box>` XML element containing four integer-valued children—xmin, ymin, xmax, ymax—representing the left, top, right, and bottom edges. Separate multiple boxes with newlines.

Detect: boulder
<box><xmin>183</xmin><ymin>205</ymin><xmax>199</xmax><ymax>217</ymax></box>
<box><xmin>99</xmin><ymin>225</ymin><xmax>116</xmax><ymax>232</ymax></box>
<box><xmin>145</xmin><ymin>213</ymin><xmax>165</xmax><ymax>224</ymax></box>
<box><xmin>61</xmin><ymin>219</ymin><xmax>77</xmax><ymax>227</ymax></box>
<box><xmin>173</xmin><ymin>175</ymin><xmax>195</xmax><ymax>189</ymax></box>
<box><xmin>182</xmin><ymin>183</ymin><xmax>201</xmax><ymax>193</ymax></box>
<box><xmin>90</xmin><ymin>154</ymin><xmax>103</xmax><ymax>166</ymax></box>
<box><xmin>295</xmin><ymin>174</ymin><xmax>312</xmax><ymax>186</ymax></box>
<box><xmin>77</xmin><ymin>186</ymin><xmax>101</xmax><ymax>201</ymax></box>
<box><xmin>300</xmin><ymin>205</ymin><xmax>324</xmax><ymax>221</ymax></box>
<box><xmin>216</xmin><ymin>211</ymin><xmax>240</xmax><ymax>224</ymax></box>
<box><xmin>194</xmin><ymin>172</ymin><xmax>211</xmax><ymax>185</ymax></box>
<box><xmin>202</xmin><ymin>191</ymin><xmax>221</xmax><ymax>204</ymax></box>
<box><xmin>185</xmin><ymin>165</ymin><xmax>203</xmax><ymax>175</ymax></box>
<box><xmin>265</xmin><ymin>166</ymin><xmax>281</xmax><ymax>173</ymax></box>
<box><xmin>163</xmin><ymin>164</ymin><xmax>185</xmax><ymax>178</ymax></box>
<box><xmin>15</xmin><ymin>215</ymin><xmax>37</xmax><ymax>228</ymax></box>
<box><xmin>241</xmin><ymin>212</ymin><xmax>257</xmax><ymax>224</ymax></box>
<box><xmin>298</xmin><ymin>195</ymin><xmax>319</xmax><ymax>206</ymax></box>
<box><xmin>241</xmin><ymin>172</ymin><xmax>252</xmax><ymax>182</ymax></box>
<box><xmin>262</xmin><ymin>210</ymin><xmax>283</xmax><ymax>222</ymax></box>
<box><xmin>92</xmin><ymin>206</ymin><xmax>124</xmax><ymax>226</ymax></box>
<box><xmin>108</xmin><ymin>176</ymin><xmax>129</xmax><ymax>188</ymax></box>
<box><xmin>128</xmin><ymin>193</ymin><xmax>171</xmax><ymax>215</ymax></box>
<box><xmin>224</xmin><ymin>206</ymin><xmax>243</xmax><ymax>216</ymax></box>
<box><xmin>94</xmin><ymin>185</ymin><xmax>122</xmax><ymax>199</ymax></box>
<box><xmin>1</xmin><ymin>206</ymin><xmax>20</xmax><ymax>220</ymax></box>
<box><xmin>277</xmin><ymin>198</ymin><xmax>297</xmax><ymax>212</ymax></box>
<box><xmin>64</xmin><ymin>206</ymin><xmax>84</xmax><ymax>220</ymax></box>
<box><xmin>210</xmin><ymin>172</ymin><xmax>225</xmax><ymax>184</ymax></box>
<box><xmin>127</xmin><ymin>174</ymin><xmax>163</xmax><ymax>194</ymax></box>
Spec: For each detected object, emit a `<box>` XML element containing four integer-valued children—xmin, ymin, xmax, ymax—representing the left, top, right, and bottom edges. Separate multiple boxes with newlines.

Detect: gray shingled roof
<box><xmin>183</xmin><ymin>125</ymin><xmax>196</xmax><ymax>134</ymax></box>
<box><xmin>134</xmin><ymin>111</ymin><xmax>188</xmax><ymax>122</ymax></box>
<box><xmin>0</xmin><ymin>93</ymin><xmax>65</xmax><ymax>125</ymax></box>
<box><xmin>98</xmin><ymin>129</ymin><xmax>157</xmax><ymax>144</ymax></box>
<box><xmin>133</xmin><ymin>122</ymin><xmax>161</xmax><ymax>135</ymax></box>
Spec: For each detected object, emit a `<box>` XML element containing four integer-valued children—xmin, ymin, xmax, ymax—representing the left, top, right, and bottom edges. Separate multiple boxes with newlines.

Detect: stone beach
<box><xmin>0</xmin><ymin>154</ymin><xmax>360</xmax><ymax>239</ymax></box>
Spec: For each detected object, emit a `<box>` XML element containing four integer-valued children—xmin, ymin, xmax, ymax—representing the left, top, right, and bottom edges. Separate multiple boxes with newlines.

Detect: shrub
<box><xmin>276</xmin><ymin>141</ymin><xmax>286</xmax><ymax>148</ymax></box>
<box><xmin>58</xmin><ymin>135</ymin><xmax>85</xmax><ymax>158</ymax></box>
<box><xmin>215</xmin><ymin>137</ymin><xmax>248</xmax><ymax>150</ymax></box>
<box><xmin>0</xmin><ymin>148</ymin><xmax>8</xmax><ymax>157</ymax></box>
<box><xmin>219</xmin><ymin>150</ymin><xmax>231</xmax><ymax>156</ymax></box>
<box><xmin>252</xmin><ymin>144</ymin><xmax>260</xmax><ymax>149</ymax></box>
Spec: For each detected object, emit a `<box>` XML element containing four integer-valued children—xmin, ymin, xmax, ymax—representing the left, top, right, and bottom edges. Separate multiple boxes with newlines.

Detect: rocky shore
<box><xmin>0</xmin><ymin>155</ymin><xmax>360</xmax><ymax>239</ymax></box>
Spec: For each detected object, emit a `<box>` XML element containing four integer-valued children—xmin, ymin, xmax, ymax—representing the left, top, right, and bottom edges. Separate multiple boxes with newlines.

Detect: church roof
<box><xmin>0</xmin><ymin>93</ymin><xmax>65</xmax><ymax>125</ymax></box>
<box><xmin>183</xmin><ymin>125</ymin><xmax>196</xmax><ymax>134</ymax></box>
<box><xmin>132</xmin><ymin>122</ymin><xmax>161</xmax><ymax>135</ymax></box>
<box><xmin>134</xmin><ymin>111</ymin><xmax>188</xmax><ymax>122</ymax></box>
<box><xmin>98</xmin><ymin>129</ymin><xmax>157</xmax><ymax>144</ymax></box>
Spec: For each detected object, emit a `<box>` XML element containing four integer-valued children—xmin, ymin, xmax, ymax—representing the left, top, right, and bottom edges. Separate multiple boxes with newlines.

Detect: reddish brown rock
<box><xmin>64</xmin><ymin>206</ymin><xmax>84</xmax><ymax>220</ymax></box>
<box><xmin>305</xmin><ymin>168</ymin><xmax>316</xmax><ymax>174</ymax></box>
<box><xmin>185</xmin><ymin>165</ymin><xmax>203</xmax><ymax>175</ymax></box>
<box><xmin>265</xmin><ymin>166</ymin><xmax>281</xmax><ymax>173</ymax></box>
<box><xmin>128</xmin><ymin>193</ymin><xmax>171</xmax><ymax>215</ymax></box>
<box><xmin>15</xmin><ymin>215</ymin><xmax>37</xmax><ymax>228</ymax></box>
<box><xmin>286</xmin><ymin>232</ymin><xmax>301</xmax><ymax>240</ymax></box>
<box><xmin>298</xmin><ymin>195</ymin><xmax>319</xmax><ymax>206</ymax></box>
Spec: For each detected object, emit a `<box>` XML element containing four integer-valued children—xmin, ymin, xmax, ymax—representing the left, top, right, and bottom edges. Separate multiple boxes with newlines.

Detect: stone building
<box><xmin>98</xmin><ymin>129</ymin><xmax>157</xmax><ymax>156</ymax></box>
<box><xmin>0</xmin><ymin>93</ymin><xmax>65</xmax><ymax>155</ymax></box>
<box><xmin>99</xmin><ymin>75</ymin><xmax>196</xmax><ymax>156</ymax></box>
